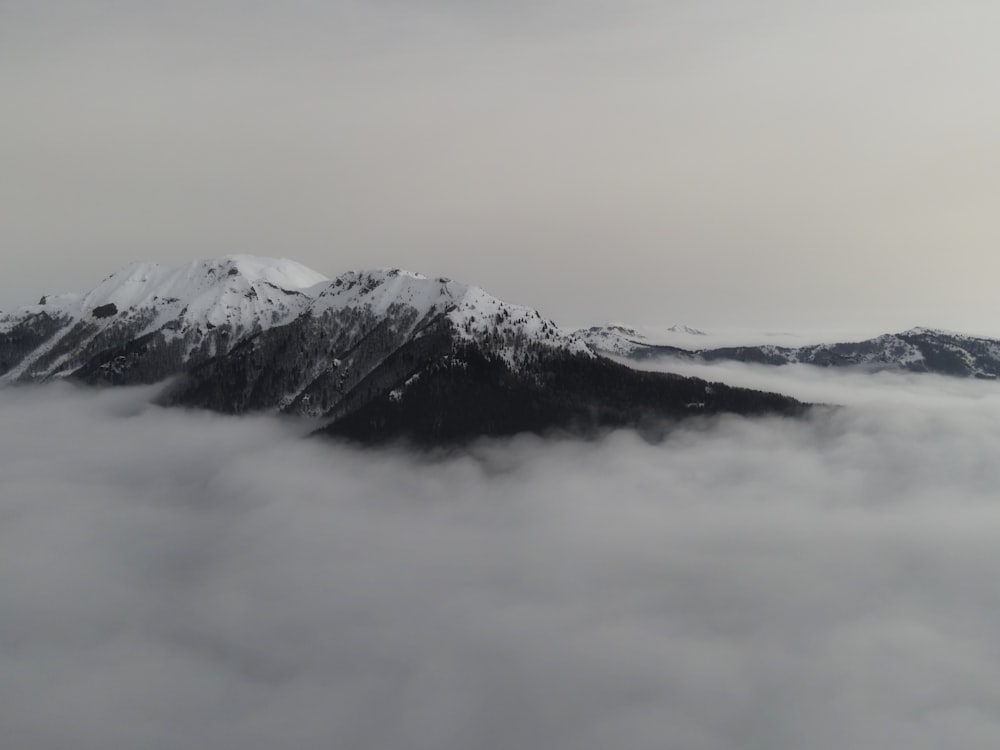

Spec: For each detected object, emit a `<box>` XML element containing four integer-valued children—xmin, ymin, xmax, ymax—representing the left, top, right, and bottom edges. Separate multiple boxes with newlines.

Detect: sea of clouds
<box><xmin>4</xmin><ymin>364</ymin><xmax>1000</xmax><ymax>750</ymax></box>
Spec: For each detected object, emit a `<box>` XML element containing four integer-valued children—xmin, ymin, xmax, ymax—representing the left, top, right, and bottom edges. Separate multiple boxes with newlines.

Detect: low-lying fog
<box><xmin>4</xmin><ymin>366</ymin><xmax>1000</xmax><ymax>750</ymax></box>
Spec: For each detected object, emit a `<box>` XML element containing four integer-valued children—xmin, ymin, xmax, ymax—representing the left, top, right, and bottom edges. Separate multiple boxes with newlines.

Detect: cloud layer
<box><xmin>3</xmin><ymin>374</ymin><xmax>1000</xmax><ymax>749</ymax></box>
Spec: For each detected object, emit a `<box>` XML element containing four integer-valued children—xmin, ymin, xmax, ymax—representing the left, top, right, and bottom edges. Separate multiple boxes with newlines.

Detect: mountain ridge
<box><xmin>0</xmin><ymin>256</ymin><xmax>807</xmax><ymax>443</ymax></box>
<box><xmin>580</xmin><ymin>324</ymin><xmax>1000</xmax><ymax>379</ymax></box>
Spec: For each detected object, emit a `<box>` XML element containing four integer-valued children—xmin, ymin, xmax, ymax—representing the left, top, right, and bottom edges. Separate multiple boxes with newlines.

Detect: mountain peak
<box><xmin>1</xmin><ymin>256</ymin><xmax>593</xmax><ymax>385</ymax></box>
<box><xmin>666</xmin><ymin>324</ymin><xmax>706</xmax><ymax>336</ymax></box>
<box><xmin>23</xmin><ymin>256</ymin><xmax>328</xmax><ymax>318</ymax></box>
<box><xmin>0</xmin><ymin>254</ymin><xmax>807</xmax><ymax>442</ymax></box>
<box><xmin>211</xmin><ymin>255</ymin><xmax>330</xmax><ymax>290</ymax></box>
<box><xmin>309</xmin><ymin>266</ymin><xmax>589</xmax><ymax>361</ymax></box>
<box><xmin>0</xmin><ymin>256</ymin><xmax>333</xmax><ymax>382</ymax></box>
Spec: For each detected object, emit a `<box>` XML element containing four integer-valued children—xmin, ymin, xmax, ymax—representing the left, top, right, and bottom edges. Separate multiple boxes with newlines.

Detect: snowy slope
<box><xmin>0</xmin><ymin>256</ymin><xmax>328</xmax><ymax>382</ymax></box>
<box><xmin>576</xmin><ymin>324</ymin><xmax>705</xmax><ymax>357</ymax></box>
<box><xmin>15</xmin><ymin>255</ymin><xmax>326</xmax><ymax>332</ymax></box>
<box><xmin>0</xmin><ymin>258</ymin><xmax>591</xmax><ymax>386</ymax></box>
<box><xmin>309</xmin><ymin>268</ymin><xmax>590</xmax><ymax>364</ymax></box>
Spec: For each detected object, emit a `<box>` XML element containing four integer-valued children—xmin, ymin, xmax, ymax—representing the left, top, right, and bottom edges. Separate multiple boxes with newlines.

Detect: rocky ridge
<box><xmin>0</xmin><ymin>257</ymin><xmax>807</xmax><ymax>442</ymax></box>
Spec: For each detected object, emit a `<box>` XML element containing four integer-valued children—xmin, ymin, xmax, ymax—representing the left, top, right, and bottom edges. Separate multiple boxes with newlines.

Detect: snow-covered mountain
<box><xmin>584</xmin><ymin>324</ymin><xmax>1000</xmax><ymax>379</ymax></box>
<box><xmin>0</xmin><ymin>257</ymin><xmax>587</xmax><ymax>386</ymax></box>
<box><xmin>0</xmin><ymin>256</ymin><xmax>803</xmax><ymax>442</ymax></box>
<box><xmin>576</xmin><ymin>324</ymin><xmax>706</xmax><ymax>357</ymax></box>
<box><xmin>0</xmin><ymin>256</ymin><xmax>328</xmax><ymax>383</ymax></box>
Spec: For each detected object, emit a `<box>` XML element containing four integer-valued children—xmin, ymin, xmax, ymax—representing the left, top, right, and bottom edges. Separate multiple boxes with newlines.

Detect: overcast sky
<box><xmin>3</xmin><ymin>1</ymin><xmax>999</xmax><ymax>331</ymax></box>
<box><xmin>6</xmin><ymin>369</ymin><xmax>1000</xmax><ymax>749</ymax></box>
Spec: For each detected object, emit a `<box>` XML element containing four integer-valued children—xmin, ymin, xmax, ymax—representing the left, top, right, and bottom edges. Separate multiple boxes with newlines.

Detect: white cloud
<box><xmin>3</xmin><ymin>374</ymin><xmax>1000</xmax><ymax>748</ymax></box>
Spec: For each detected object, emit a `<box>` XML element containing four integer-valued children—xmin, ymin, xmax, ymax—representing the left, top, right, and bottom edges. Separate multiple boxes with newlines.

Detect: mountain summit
<box><xmin>0</xmin><ymin>256</ymin><xmax>805</xmax><ymax>442</ymax></box>
<box><xmin>0</xmin><ymin>255</ymin><xmax>328</xmax><ymax>383</ymax></box>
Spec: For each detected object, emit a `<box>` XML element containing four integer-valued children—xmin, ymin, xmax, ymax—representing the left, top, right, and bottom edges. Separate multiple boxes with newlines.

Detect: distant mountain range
<box><xmin>579</xmin><ymin>325</ymin><xmax>1000</xmax><ymax>379</ymax></box>
<box><xmin>0</xmin><ymin>256</ymin><xmax>803</xmax><ymax>443</ymax></box>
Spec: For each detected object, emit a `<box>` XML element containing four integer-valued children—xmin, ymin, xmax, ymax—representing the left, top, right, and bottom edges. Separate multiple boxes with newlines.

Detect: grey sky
<box><xmin>3</xmin><ymin>1</ymin><xmax>999</xmax><ymax>331</ymax></box>
<box><xmin>5</xmin><ymin>372</ymin><xmax>1000</xmax><ymax>748</ymax></box>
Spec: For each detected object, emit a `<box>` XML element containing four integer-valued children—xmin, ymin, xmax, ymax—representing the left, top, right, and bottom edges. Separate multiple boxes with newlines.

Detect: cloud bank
<box><xmin>3</xmin><ymin>375</ymin><xmax>1000</xmax><ymax>749</ymax></box>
